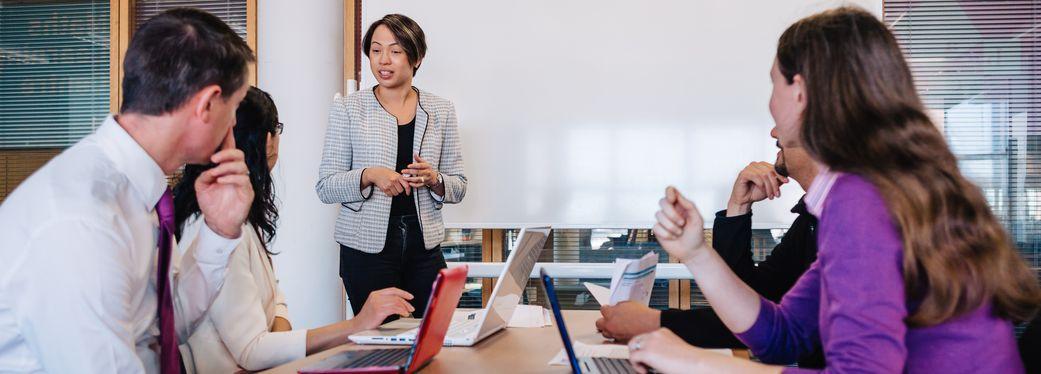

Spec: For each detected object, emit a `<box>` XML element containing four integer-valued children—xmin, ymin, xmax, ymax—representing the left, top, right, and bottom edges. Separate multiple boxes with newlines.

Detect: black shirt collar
<box><xmin>791</xmin><ymin>196</ymin><xmax>810</xmax><ymax>216</ymax></box>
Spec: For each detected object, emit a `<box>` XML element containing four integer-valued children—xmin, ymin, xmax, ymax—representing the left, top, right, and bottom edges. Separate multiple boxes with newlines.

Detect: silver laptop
<box><xmin>349</xmin><ymin>227</ymin><xmax>550</xmax><ymax>347</ymax></box>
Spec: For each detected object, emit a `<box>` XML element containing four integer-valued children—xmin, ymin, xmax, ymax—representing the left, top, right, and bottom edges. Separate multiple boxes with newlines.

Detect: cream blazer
<box><xmin>178</xmin><ymin>219</ymin><xmax>307</xmax><ymax>373</ymax></box>
<box><xmin>316</xmin><ymin>87</ymin><xmax>467</xmax><ymax>253</ymax></box>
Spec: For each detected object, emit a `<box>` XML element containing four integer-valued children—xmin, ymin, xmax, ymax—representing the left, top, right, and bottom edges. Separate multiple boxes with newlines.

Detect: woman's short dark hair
<box><xmin>362</xmin><ymin>14</ymin><xmax>427</xmax><ymax>74</ymax></box>
<box><xmin>174</xmin><ymin>86</ymin><xmax>280</xmax><ymax>255</ymax></box>
<box><xmin>121</xmin><ymin>8</ymin><xmax>254</xmax><ymax>115</ymax></box>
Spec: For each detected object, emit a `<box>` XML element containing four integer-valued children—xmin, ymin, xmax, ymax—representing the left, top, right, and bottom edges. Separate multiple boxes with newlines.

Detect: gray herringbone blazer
<box><xmin>316</xmin><ymin>87</ymin><xmax>467</xmax><ymax>253</ymax></box>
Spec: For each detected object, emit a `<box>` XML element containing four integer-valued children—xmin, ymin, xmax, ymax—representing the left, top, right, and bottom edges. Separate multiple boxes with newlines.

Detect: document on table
<box><xmin>583</xmin><ymin>252</ymin><xmax>658</xmax><ymax>306</ymax></box>
<box><xmin>507</xmin><ymin>304</ymin><xmax>553</xmax><ymax>328</ymax></box>
<box><xmin>547</xmin><ymin>341</ymin><xmax>630</xmax><ymax>366</ymax></box>
<box><xmin>548</xmin><ymin>341</ymin><xmax>732</xmax><ymax>366</ymax></box>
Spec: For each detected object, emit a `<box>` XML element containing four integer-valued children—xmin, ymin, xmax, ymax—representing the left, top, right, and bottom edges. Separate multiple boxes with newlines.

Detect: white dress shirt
<box><xmin>0</xmin><ymin>116</ymin><xmax>239</xmax><ymax>373</ymax></box>
<box><xmin>179</xmin><ymin>219</ymin><xmax>306</xmax><ymax>373</ymax></box>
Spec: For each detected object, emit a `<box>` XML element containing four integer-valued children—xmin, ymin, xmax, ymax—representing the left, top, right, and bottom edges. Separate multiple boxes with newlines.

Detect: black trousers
<box><xmin>340</xmin><ymin>215</ymin><xmax>447</xmax><ymax>318</ymax></box>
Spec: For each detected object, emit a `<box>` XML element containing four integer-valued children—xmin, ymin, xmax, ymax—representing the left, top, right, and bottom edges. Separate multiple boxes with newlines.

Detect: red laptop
<box><xmin>299</xmin><ymin>265</ymin><xmax>468</xmax><ymax>373</ymax></box>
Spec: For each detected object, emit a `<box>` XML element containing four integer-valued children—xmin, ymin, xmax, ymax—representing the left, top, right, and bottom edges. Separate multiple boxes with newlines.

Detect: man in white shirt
<box><xmin>0</xmin><ymin>9</ymin><xmax>255</xmax><ymax>373</ymax></box>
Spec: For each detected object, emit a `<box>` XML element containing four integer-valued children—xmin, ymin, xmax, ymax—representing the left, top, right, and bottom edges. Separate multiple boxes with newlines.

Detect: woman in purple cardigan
<box><xmin>631</xmin><ymin>7</ymin><xmax>1041</xmax><ymax>373</ymax></box>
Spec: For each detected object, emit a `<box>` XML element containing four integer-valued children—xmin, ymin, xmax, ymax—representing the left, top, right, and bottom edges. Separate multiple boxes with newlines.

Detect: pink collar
<box><xmin>805</xmin><ymin>166</ymin><xmax>842</xmax><ymax>218</ymax></box>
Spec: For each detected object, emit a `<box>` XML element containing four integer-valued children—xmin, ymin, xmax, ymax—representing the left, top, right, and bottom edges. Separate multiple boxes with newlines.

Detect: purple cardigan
<box><xmin>736</xmin><ymin>173</ymin><xmax>1023</xmax><ymax>373</ymax></box>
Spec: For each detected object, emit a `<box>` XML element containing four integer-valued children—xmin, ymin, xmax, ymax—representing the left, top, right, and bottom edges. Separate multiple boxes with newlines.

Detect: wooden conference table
<box><xmin>262</xmin><ymin>310</ymin><xmax>749</xmax><ymax>373</ymax></box>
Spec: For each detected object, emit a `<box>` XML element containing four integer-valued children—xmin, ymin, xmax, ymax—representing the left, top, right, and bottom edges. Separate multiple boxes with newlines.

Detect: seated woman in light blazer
<box><xmin>174</xmin><ymin>87</ymin><xmax>416</xmax><ymax>373</ymax></box>
<box><xmin>316</xmin><ymin>14</ymin><xmax>467</xmax><ymax>317</ymax></box>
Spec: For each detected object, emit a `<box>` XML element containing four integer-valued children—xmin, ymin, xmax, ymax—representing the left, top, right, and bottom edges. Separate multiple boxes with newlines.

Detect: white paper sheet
<box><xmin>507</xmin><ymin>305</ymin><xmax>553</xmax><ymax>328</ymax></box>
<box><xmin>548</xmin><ymin>341</ymin><xmax>733</xmax><ymax>366</ymax></box>
<box><xmin>548</xmin><ymin>341</ymin><xmax>631</xmax><ymax>366</ymax></box>
<box><xmin>583</xmin><ymin>282</ymin><xmax>611</xmax><ymax>306</ymax></box>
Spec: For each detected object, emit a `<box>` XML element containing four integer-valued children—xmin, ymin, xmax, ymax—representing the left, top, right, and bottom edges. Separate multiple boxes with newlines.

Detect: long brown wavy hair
<box><xmin>778</xmin><ymin>7</ymin><xmax>1041</xmax><ymax>326</ymax></box>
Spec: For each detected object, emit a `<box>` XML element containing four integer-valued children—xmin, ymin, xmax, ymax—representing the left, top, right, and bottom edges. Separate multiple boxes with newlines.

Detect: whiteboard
<box><xmin>361</xmin><ymin>0</ymin><xmax>881</xmax><ymax>228</ymax></box>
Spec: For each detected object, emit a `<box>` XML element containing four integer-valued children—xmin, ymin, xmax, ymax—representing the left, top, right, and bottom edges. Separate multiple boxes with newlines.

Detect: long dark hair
<box><xmin>777</xmin><ymin>7</ymin><xmax>1040</xmax><ymax>326</ymax></box>
<box><xmin>173</xmin><ymin>86</ymin><xmax>281</xmax><ymax>255</ymax></box>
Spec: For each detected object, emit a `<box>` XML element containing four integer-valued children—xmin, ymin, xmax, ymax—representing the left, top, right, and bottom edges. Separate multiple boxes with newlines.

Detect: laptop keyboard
<box><xmin>342</xmin><ymin>347</ymin><xmax>411</xmax><ymax>368</ymax></box>
<box><xmin>590</xmin><ymin>357</ymin><xmax>637</xmax><ymax>374</ymax></box>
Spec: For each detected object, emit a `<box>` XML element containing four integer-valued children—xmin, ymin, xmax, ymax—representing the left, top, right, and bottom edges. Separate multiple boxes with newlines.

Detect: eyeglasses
<box><xmin>275</xmin><ymin>121</ymin><xmax>284</xmax><ymax>135</ymax></box>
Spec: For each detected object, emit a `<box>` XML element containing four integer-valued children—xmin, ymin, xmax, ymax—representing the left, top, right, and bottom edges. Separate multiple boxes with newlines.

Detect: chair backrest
<box><xmin>1020</xmin><ymin>313</ymin><xmax>1041</xmax><ymax>372</ymax></box>
<box><xmin>1016</xmin><ymin>312</ymin><xmax>1041</xmax><ymax>372</ymax></box>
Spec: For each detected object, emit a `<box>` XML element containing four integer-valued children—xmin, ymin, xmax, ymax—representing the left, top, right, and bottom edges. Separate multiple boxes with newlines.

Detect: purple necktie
<box><xmin>155</xmin><ymin>188</ymin><xmax>180</xmax><ymax>374</ymax></box>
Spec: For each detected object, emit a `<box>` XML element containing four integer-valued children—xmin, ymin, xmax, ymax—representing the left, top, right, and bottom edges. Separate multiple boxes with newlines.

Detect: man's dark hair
<box><xmin>120</xmin><ymin>8</ymin><xmax>255</xmax><ymax>115</ymax></box>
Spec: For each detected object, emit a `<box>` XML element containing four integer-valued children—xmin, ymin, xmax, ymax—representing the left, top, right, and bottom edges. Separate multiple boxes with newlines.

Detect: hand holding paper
<box><xmin>584</xmin><ymin>252</ymin><xmax>658</xmax><ymax>306</ymax></box>
<box><xmin>584</xmin><ymin>283</ymin><xmax>611</xmax><ymax>305</ymax></box>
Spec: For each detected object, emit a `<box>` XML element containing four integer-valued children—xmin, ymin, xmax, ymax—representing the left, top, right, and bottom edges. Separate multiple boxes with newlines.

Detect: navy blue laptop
<box><xmin>540</xmin><ymin>268</ymin><xmax>636</xmax><ymax>374</ymax></box>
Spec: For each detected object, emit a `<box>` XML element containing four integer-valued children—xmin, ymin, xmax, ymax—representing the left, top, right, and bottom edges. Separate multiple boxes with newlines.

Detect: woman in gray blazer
<box><xmin>316</xmin><ymin>14</ymin><xmax>466</xmax><ymax>317</ymax></box>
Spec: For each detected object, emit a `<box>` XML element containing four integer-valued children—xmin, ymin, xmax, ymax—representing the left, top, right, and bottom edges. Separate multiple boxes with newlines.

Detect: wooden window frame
<box><xmin>2</xmin><ymin>1</ymin><xmax>258</xmax><ymax>202</ymax></box>
<box><xmin>2</xmin><ymin>2</ymin><xmax>120</xmax><ymax>202</ymax></box>
<box><xmin>345</xmin><ymin>0</ymin><xmax>360</xmax><ymax>88</ymax></box>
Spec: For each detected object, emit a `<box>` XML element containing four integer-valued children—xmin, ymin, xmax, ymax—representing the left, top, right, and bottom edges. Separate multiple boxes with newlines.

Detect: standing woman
<box><xmin>317</xmin><ymin>14</ymin><xmax>467</xmax><ymax>316</ymax></box>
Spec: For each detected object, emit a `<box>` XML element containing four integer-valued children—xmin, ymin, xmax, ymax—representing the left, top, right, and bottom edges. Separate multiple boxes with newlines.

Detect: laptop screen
<box><xmin>404</xmin><ymin>265</ymin><xmax>468</xmax><ymax>372</ymax></box>
<box><xmin>541</xmin><ymin>269</ymin><xmax>584</xmax><ymax>373</ymax></box>
<box><xmin>486</xmin><ymin>227</ymin><xmax>549</xmax><ymax>328</ymax></box>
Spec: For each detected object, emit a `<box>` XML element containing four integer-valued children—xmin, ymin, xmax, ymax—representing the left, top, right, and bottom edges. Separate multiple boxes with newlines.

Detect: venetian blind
<box><xmin>134</xmin><ymin>0</ymin><xmax>247</xmax><ymax>39</ymax></box>
<box><xmin>0</xmin><ymin>0</ymin><xmax>110</xmax><ymax>148</ymax></box>
<box><xmin>884</xmin><ymin>1</ymin><xmax>1041</xmax><ymax>274</ymax></box>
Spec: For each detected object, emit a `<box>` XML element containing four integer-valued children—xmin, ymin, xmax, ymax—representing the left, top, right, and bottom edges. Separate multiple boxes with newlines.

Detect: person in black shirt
<box><xmin>596</xmin><ymin>137</ymin><xmax>825</xmax><ymax>368</ymax></box>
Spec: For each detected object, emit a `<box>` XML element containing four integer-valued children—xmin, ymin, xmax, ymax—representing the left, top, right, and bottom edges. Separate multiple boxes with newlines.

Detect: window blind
<box><xmin>134</xmin><ymin>0</ymin><xmax>247</xmax><ymax>39</ymax></box>
<box><xmin>442</xmin><ymin>229</ymin><xmax>485</xmax><ymax>308</ymax></box>
<box><xmin>504</xmin><ymin>228</ymin><xmax>673</xmax><ymax>311</ymax></box>
<box><xmin>0</xmin><ymin>0</ymin><xmax>110</xmax><ymax>148</ymax></box>
<box><xmin>443</xmin><ymin>228</ymin><xmax>675</xmax><ymax>310</ymax></box>
<box><xmin>884</xmin><ymin>1</ymin><xmax>1041</xmax><ymax>276</ymax></box>
<box><xmin>0</xmin><ymin>148</ymin><xmax>60</xmax><ymax>201</ymax></box>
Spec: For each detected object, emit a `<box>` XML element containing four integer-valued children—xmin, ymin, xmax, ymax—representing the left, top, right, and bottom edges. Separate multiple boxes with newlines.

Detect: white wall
<box><xmin>260</xmin><ymin>0</ymin><xmax>344</xmax><ymax>329</ymax></box>
<box><xmin>363</xmin><ymin>0</ymin><xmax>881</xmax><ymax>229</ymax></box>
<box><xmin>258</xmin><ymin>0</ymin><xmax>883</xmax><ymax>327</ymax></box>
